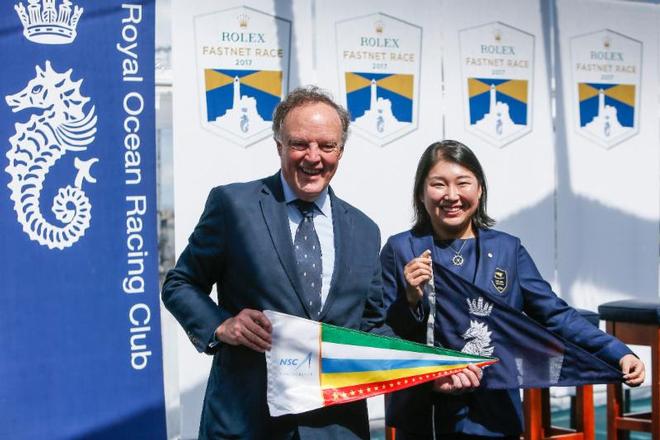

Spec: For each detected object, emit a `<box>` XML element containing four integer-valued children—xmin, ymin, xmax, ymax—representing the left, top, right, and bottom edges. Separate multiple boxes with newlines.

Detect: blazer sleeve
<box><xmin>518</xmin><ymin>244</ymin><xmax>633</xmax><ymax>366</ymax></box>
<box><xmin>161</xmin><ymin>187</ymin><xmax>233</xmax><ymax>353</ymax></box>
<box><xmin>381</xmin><ymin>238</ymin><xmax>427</xmax><ymax>340</ymax></box>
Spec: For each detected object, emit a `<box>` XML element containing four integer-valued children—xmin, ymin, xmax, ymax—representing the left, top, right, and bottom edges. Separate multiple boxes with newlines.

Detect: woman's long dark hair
<box><xmin>412</xmin><ymin>140</ymin><xmax>495</xmax><ymax>234</ymax></box>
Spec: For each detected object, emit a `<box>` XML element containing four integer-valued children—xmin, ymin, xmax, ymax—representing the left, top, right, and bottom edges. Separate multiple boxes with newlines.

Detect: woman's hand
<box><xmin>403</xmin><ymin>249</ymin><xmax>432</xmax><ymax>308</ymax></box>
<box><xmin>619</xmin><ymin>354</ymin><xmax>645</xmax><ymax>387</ymax></box>
<box><xmin>432</xmin><ymin>364</ymin><xmax>482</xmax><ymax>394</ymax></box>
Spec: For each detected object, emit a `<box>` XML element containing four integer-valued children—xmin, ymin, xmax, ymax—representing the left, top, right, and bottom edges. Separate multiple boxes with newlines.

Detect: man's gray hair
<box><xmin>272</xmin><ymin>86</ymin><xmax>351</xmax><ymax>146</ymax></box>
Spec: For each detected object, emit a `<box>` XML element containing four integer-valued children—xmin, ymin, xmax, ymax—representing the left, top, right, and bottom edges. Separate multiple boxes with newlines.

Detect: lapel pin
<box><xmin>487</xmin><ymin>252</ymin><xmax>493</xmax><ymax>258</ymax></box>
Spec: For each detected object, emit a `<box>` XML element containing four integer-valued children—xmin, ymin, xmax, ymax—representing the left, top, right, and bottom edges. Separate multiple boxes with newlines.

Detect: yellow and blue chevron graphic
<box><xmin>345</xmin><ymin>72</ymin><xmax>413</xmax><ymax>123</ymax></box>
<box><xmin>578</xmin><ymin>82</ymin><xmax>634</xmax><ymax>128</ymax></box>
<box><xmin>468</xmin><ymin>78</ymin><xmax>528</xmax><ymax>125</ymax></box>
<box><xmin>204</xmin><ymin>69</ymin><xmax>282</xmax><ymax>122</ymax></box>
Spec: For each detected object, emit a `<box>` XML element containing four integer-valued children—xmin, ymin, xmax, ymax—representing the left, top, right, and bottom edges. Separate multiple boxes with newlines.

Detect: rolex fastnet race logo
<box><xmin>460</xmin><ymin>22</ymin><xmax>534</xmax><ymax>148</ymax></box>
<box><xmin>570</xmin><ymin>30</ymin><xmax>641</xmax><ymax>149</ymax></box>
<box><xmin>195</xmin><ymin>6</ymin><xmax>290</xmax><ymax>147</ymax></box>
<box><xmin>337</xmin><ymin>13</ymin><xmax>421</xmax><ymax>146</ymax></box>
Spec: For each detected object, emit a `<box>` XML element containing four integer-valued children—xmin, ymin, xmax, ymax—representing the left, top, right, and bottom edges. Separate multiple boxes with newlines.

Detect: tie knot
<box><xmin>294</xmin><ymin>200</ymin><xmax>316</xmax><ymax>218</ymax></box>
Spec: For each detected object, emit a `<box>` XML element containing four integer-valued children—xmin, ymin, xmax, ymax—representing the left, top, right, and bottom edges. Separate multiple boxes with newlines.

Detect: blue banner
<box><xmin>0</xmin><ymin>1</ymin><xmax>166</xmax><ymax>438</ymax></box>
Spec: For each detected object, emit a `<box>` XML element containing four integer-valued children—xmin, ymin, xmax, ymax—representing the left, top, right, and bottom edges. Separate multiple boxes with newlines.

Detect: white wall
<box><xmin>162</xmin><ymin>0</ymin><xmax>659</xmax><ymax>437</ymax></box>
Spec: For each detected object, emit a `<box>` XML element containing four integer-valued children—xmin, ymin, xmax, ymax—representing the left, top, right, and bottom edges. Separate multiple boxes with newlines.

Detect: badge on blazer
<box><xmin>492</xmin><ymin>267</ymin><xmax>508</xmax><ymax>294</ymax></box>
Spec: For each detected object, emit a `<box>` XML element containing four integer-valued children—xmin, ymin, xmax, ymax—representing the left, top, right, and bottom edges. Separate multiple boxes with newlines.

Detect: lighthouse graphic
<box><xmin>468</xmin><ymin>78</ymin><xmax>528</xmax><ymax>140</ymax></box>
<box><xmin>203</xmin><ymin>68</ymin><xmax>282</xmax><ymax>139</ymax></box>
<box><xmin>353</xmin><ymin>78</ymin><xmax>405</xmax><ymax>135</ymax></box>
<box><xmin>214</xmin><ymin>75</ymin><xmax>267</xmax><ymax>135</ymax></box>
<box><xmin>345</xmin><ymin>72</ymin><xmax>413</xmax><ymax>140</ymax></box>
<box><xmin>578</xmin><ymin>82</ymin><xmax>634</xmax><ymax>141</ymax></box>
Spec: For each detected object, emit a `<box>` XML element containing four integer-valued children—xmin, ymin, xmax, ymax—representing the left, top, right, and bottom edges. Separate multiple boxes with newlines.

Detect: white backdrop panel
<box><xmin>314</xmin><ymin>0</ymin><xmax>444</xmax><ymax>244</ymax></box>
<box><xmin>167</xmin><ymin>0</ymin><xmax>660</xmax><ymax>437</ymax></box>
<box><xmin>555</xmin><ymin>0</ymin><xmax>659</xmax><ymax>310</ymax></box>
<box><xmin>441</xmin><ymin>0</ymin><xmax>557</xmax><ymax>284</ymax></box>
<box><xmin>314</xmin><ymin>0</ymin><xmax>446</xmax><ymax>419</ymax></box>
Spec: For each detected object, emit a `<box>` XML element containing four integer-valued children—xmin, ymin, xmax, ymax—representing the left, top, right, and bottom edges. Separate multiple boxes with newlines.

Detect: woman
<box><xmin>381</xmin><ymin>140</ymin><xmax>645</xmax><ymax>439</ymax></box>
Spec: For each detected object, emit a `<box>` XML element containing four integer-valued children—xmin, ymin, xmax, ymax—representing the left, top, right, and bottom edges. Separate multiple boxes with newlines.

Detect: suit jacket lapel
<box><xmin>319</xmin><ymin>189</ymin><xmax>349</xmax><ymax>321</ymax></box>
<box><xmin>409</xmin><ymin>232</ymin><xmax>433</xmax><ymax>259</ymax></box>
<box><xmin>259</xmin><ymin>173</ymin><xmax>312</xmax><ymax>318</ymax></box>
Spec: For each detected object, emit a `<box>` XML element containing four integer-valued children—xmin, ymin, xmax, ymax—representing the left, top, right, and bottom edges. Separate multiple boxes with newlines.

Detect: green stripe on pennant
<box><xmin>321</xmin><ymin>323</ymin><xmax>491</xmax><ymax>361</ymax></box>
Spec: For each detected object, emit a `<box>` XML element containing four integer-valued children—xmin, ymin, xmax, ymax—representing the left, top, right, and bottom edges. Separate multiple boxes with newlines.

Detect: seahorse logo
<box><xmin>5</xmin><ymin>60</ymin><xmax>98</xmax><ymax>250</ymax></box>
<box><xmin>461</xmin><ymin>320</ymin><xmax>494</xmax><ymax>357</ymax></box>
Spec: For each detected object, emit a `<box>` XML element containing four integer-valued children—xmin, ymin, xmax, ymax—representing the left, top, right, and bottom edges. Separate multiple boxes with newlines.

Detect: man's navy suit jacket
<box><xmin>162</xmin><ymin>172</ymin><xmax>385</xmax><ymax>439</ymax></box>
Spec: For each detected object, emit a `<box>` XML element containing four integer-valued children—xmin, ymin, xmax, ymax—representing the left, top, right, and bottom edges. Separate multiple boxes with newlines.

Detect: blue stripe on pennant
<box><xmin>321</xmin><ymin>358</ymin><xmax>468</xmax><ymax>373</ymax></box>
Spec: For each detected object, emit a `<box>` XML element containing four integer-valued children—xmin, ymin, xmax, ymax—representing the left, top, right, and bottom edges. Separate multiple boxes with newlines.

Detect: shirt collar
<box><xmin>279</xmin><ymin>172</ymin><xmax>331</xmax><ymax>217</ymax></box>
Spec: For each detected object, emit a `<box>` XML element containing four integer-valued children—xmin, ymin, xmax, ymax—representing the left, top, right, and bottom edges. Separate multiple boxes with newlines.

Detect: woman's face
<box><xmin>421</xmin><ymin>159</ymin><xmax>482</xmax><ymax>240</ymax></box>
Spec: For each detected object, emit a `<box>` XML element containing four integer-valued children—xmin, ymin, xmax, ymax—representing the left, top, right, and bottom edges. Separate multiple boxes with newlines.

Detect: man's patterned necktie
<box><xmin>293</xmin><ymin>200</ymin><xmax>322</xmax><ymax>318</ymax></box>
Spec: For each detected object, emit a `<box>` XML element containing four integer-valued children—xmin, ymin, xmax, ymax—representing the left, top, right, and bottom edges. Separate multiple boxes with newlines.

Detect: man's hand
<box><xmin>432</xmin><ymin>364</ymin><xmax>482</xmax><ymax>394</ymax></box>
<box><xmin>215</xmin><ymin>309</ymin><xmax>272</xmax><ymax>352</ymax></box>
<box><xmin>403</xmin><ymin>250</ymin><xmax>432</xmax><ymax>308</ymax></box>
<box><xmin>620</xmin><ymin>354</ymin><xmax>645</xmax><ymax>387</ymax></box>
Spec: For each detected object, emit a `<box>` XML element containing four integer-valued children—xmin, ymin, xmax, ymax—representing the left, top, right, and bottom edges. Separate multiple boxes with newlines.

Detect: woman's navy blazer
<box><xmin>381</xmin><ymin>228</ymin><xmax>632</xmax><ymax>437</ymax></box>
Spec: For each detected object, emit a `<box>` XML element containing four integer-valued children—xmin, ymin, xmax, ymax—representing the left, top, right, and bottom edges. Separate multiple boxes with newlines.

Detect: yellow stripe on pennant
<box><xmin>241</xmin><ymin>70</ymin><xmax>283</xmax><ymax>98</ymax></box>
<box><xmin>377</xmin><ymin>74</ymin><xmax>414</xmax><ymax>99</ymax></box>
<box><xmin>497</xmin><ymin>79</ymin><xmax>528</xmax><ymax>104</ymax></box>
<box><xmin>205</xmin><ymin>70</ymin><xmax>234</xmax><ymax>92</ymax></box>
<box><xmin>345</xmin><ymin>72</ymin><xmax>372</xmax><ymax>94</ymax></box>
<box><xmin>320</xmin><ymin>364</ymin><xmax>470</xmax><ymax>389</ymax></box>
<box><xmin>605</xmin><ymin>84</ymin><xmax>635</xmax><ymax>107</ymax></box>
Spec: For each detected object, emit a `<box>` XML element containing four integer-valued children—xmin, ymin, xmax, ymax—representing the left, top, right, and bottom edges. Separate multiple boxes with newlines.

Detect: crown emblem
<box><xmin>14</xmin><ymin>0</ymin><xmax>83</xmax><ymax>45</ymax></box>
<box><xmin>374</xmin><ymin>20</ymin><xmax>384</xmax><ymax>34</ymax></box>
<box><xmin>603</xmin><ymin>36</ymin><xmax>611</xmax><ymax>49</ymax></box>
<box><xmin>493</xmin><ymin>29</ymin><xmax>502</xmax><ymax>42</ymax></box>
<box><xmin>238</xmin><ymin>13</ymin><xmax>249</xmax><ymax>29</ymax></box>
<box><xmin>466</xmin><ymin>297</ymin><xmax>493</xmax><ymax>317</ymax></box>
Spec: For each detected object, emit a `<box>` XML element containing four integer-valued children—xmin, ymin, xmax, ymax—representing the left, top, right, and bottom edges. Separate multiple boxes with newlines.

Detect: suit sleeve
<box><xmin>359</xmin><ymin>226</ymin><xmax>389</xmax><ymax>333</ymax></box>
<box><xmin>161</xmin><ymin>187</ymin><xmax>232</xmax><ymax>353</ymax></box>
<box><xmin>518</xmin><ymin>244</ymin><xmax>633</xmax><ymax>366</ymax></box>
<box><xmin>381</xmin><ymin>238</ymin><xmax>427</xmax><ymax>340</ymax></box>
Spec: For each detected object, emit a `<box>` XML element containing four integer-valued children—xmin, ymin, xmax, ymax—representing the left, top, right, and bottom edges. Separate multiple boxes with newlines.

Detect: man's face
<box><xmin>277</xmin><ymin>102</ymin><xmax>344</xmax><ymax>201</ymax></box>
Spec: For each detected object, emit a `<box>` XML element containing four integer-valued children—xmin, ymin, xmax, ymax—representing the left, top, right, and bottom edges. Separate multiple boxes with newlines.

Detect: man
<box><xmin>162</xmin><ymin>86</ymin><xmax>386</xmax><ymax>439</ymax></box>
<box><xmin>162</xmin><ymin>87</ymin><xmax>479</xmax><ymax>439</ymax></box>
